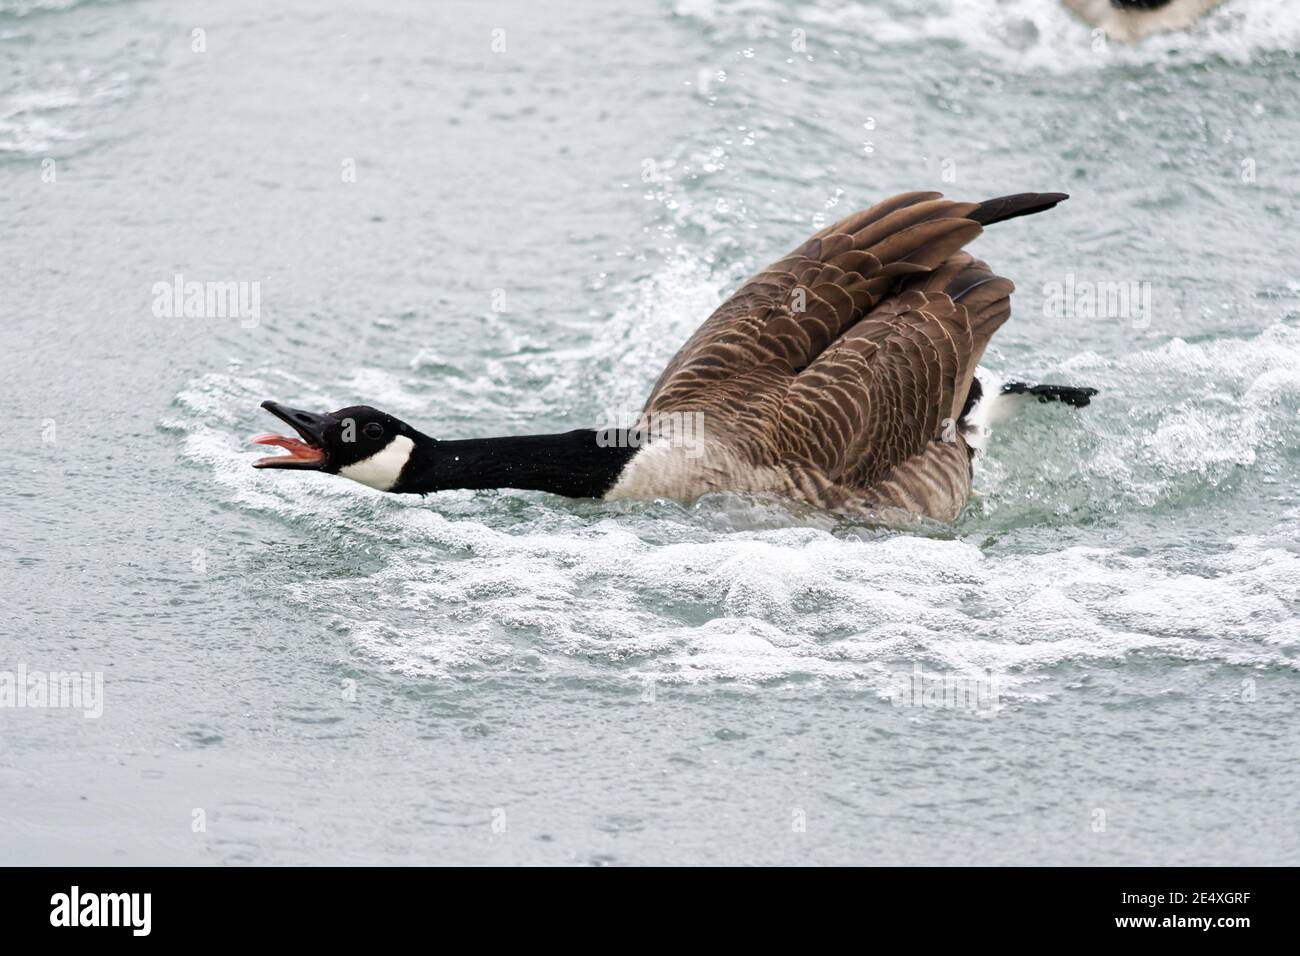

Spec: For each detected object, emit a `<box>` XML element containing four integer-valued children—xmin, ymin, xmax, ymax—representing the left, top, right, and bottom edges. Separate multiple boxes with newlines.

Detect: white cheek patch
<box><xmin>339</xmin><ymin>435</ymin><xmax>414</xmax><ymax>491</ymax></box>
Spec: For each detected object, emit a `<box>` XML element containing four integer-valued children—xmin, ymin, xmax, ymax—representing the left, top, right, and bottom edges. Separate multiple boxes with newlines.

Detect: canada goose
<box><xmin>253</xmin><ymin>190</ymin><xmax>1097</xmax><ymax>524</ymax></box>
<box><xmin>1063</xmin><ymin>0</ymin><xmax>1227</xmax><ymax>42</ymax></box>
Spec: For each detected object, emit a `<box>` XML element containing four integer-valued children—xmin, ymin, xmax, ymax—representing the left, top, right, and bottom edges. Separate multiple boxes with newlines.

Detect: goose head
<box><xmin>251</xmin><ymin>400</ymin><xmax>429</xmax><ymax>491</ymax></box>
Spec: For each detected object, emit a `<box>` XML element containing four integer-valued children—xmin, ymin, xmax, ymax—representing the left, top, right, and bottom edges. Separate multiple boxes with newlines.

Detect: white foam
<box><xmin>272</xmin><ymin>522</ymin><xmax>1299</xmax><ymax>692</ymax></box>
<box><xmin>0</xmin><ymin>61</ymin><xmax>130</xmax><ymax>157</ymax></box>
<box><xmin>975</xmin><ymin>323</ymin><xmax>1300</xmax><ymax>518</ymax></box>
<box><xmin>167</xmin><ymin>310</ymin><xmax>1300</xmax><ymax>695</ymax></box>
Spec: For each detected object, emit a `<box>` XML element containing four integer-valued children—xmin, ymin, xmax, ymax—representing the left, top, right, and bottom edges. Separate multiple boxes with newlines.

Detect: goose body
<box><xmin>1063</xmin><ymin>0</ymin><xmax>1227</xmax><ymax>42</ymax></box>
<box><xmin>606</xmin><ymin>190</ymin><xmax>1088</xmax><ymax>523</ymax></box>
<box><xmin>253</xmin><ymin>190</ymin><xmax>1096</xmax><ymax>525</ymax></box>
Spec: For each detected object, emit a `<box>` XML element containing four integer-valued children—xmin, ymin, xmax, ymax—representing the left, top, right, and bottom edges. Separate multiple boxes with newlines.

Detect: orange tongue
<box><xmin>250</xmin><ymin>432</ymin><xmax>324</xmax><ymax>463</ymax></box>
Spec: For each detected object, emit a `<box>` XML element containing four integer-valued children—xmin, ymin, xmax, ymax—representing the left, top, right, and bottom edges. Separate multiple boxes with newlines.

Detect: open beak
<box><xmin>251</xmin><ymin>400</ymin><xmax>333</xmax><ymax>469</ymax></box>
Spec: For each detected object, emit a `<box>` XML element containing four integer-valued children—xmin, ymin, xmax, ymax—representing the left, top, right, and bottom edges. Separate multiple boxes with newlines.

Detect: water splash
<box><xmin>167</xmin><ymin>317</ymin><xmax>1300</xmax><ymax>691</ymax></box>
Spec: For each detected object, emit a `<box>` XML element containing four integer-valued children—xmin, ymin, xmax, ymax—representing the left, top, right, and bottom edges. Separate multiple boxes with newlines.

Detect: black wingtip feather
<box><xmin>969</xmin><ymin>192</ymin><xmax>1069</xmax><ymax>227</ymax></box>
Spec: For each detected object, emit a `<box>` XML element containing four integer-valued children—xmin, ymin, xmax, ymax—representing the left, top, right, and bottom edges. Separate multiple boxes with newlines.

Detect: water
<box><xmin>3</xmin><ymin>0</ymin><xmax>1298</xmax><ymax>865</ymax></box>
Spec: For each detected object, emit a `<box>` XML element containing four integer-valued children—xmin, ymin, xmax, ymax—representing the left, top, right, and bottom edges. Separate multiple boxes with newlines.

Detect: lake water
<box><xmin>3</xmin><ymin>0</ymin><xmax>1298</xmax><ymax>864</ymax></box>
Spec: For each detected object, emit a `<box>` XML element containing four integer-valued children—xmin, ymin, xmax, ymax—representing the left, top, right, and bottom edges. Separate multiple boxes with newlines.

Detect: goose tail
<box><xmin>1000</xmin><ymin>381</ymin><xmax>1099</xmax><ymax>408</ymax></box>
<box><xmin>961</xmin><ymin>373</ymin><xmax>1099</xmax><ymax>454</ymax></box>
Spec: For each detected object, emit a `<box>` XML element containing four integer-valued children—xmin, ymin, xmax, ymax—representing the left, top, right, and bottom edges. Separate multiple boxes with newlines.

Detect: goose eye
<box><xmin>362</xmin><ymin>422</ymin><xmax>384</xmax><ymax>440</ymax></box>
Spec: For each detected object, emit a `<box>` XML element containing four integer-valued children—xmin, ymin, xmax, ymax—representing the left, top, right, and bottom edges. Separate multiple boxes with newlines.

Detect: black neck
<box><xmin>392</xmin><ymin>429</ymin><xmax>639</xmax><ymax>499</ymax></box>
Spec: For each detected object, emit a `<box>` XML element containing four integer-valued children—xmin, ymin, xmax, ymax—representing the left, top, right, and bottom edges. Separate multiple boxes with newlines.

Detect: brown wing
<box><xmin>646</xmin><ymin>192</ymin><xmax>982</xmax><ymax>415</ymax></box>
<box><xmin>641</xmin><ymin>190</ymin><xmax>1061</xmax><ymax>509</ymax></box>
<box><xmin>780</xmin><ymin>266</ymin><xmax>1013</xmax><ymax>512</ymax></box>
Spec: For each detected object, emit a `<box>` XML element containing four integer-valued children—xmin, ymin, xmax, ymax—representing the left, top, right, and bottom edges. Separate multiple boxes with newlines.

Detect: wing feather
<box><xmin>640</xmin><ymin>190</ymin><xmax>1053</xmax><ymax>517</ymax></box>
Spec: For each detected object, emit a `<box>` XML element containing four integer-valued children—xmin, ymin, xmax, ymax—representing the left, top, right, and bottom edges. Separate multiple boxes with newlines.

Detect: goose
<box><xmin>1063</xmin><ymin>0</ymin><xmax>1227</xmax><ymax>42</ymax></box>
<box><xmin>252</xmin><ymin>190</ymin><xmax>1097</xmax><ymax>524</ymax></box>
